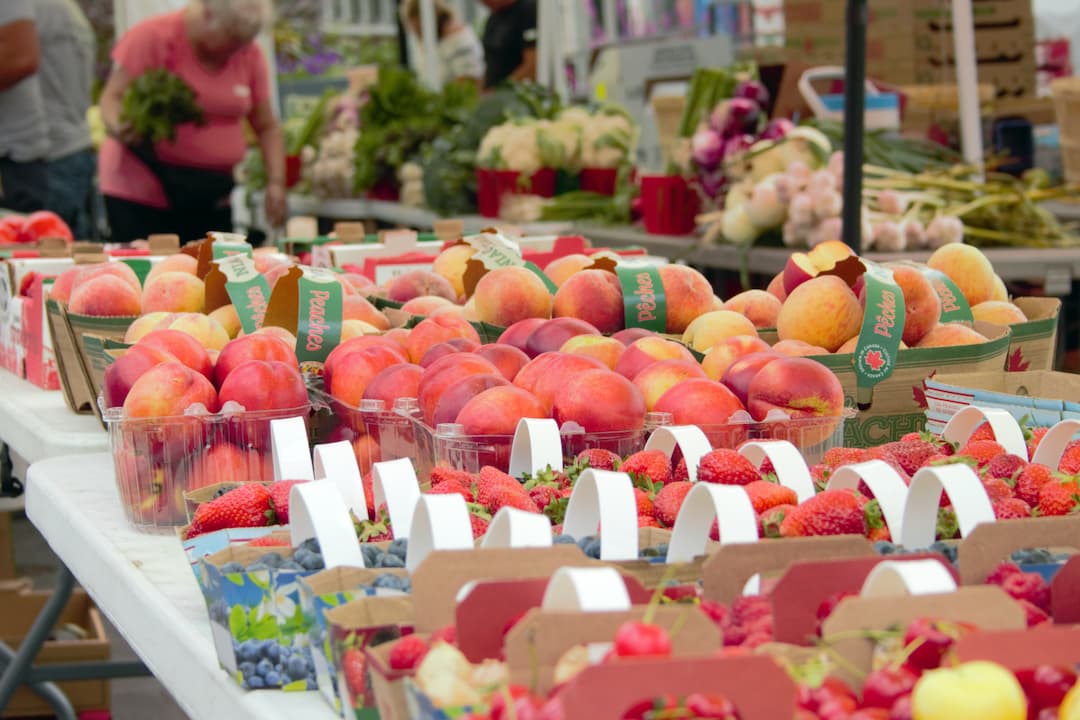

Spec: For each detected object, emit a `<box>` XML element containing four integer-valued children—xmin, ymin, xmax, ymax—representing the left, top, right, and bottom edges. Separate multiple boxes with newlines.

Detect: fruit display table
<box><xmin>19</xmin><ymin>453</ymin><xmax>337</xmax><ymax>720</ymax></box>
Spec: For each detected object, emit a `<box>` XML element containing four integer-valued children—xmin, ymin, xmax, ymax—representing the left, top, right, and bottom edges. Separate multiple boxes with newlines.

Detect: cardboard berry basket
<box><xmin>1007</xmin><ymin>296</ymin><xmax>1061</xmax><ymax>372</ymax></box>
<box><xmin>102</xmin><ymin>402</ymin><xmax>312</xmax><ymax>532</ymax></box>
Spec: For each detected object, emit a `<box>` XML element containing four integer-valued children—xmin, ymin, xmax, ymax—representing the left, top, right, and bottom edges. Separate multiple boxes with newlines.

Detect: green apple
<box><xmin>912</xmin><ymin>661</ymin><xmax>1026</xmax><ymax>720</ymax></box>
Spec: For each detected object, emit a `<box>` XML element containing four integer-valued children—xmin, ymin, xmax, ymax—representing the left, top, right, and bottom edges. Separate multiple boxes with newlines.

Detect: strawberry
<box><xmin>673</xmin><ymin>456</ymin><xmax>689</xmax><ymax>482</ymax></box>
<box><xmin>267</xmin><ymin>479</ymin><xmax>306</xmax><ymax>525</ymax></box>
<box><xmin>430</xmin><ymin>625</ymin><xmax>456</xmax><ymax>645</ymax></box>
<box><xmin>362</xmin><ymin>472</ymin><xmax>374</xmax><ymax>517</ymax></box>
<box><xmin>1016</xmin><ymin>463</ymin><xmax>1055</xmax><ymax>506</ymax></box>
<box><xmin>528</xmin><ymin>484</ymin><xmax>560</xmax><ymax>510</ymax></box>
<box><xmin>187</xmin><ymin>483</ymin><xmax>275</xmax><ymax>538</ymax></box>
<box><xmin>620</xmin><ymin>450</ymin><xmax>672</xmax><ymax>488</ymax></box>
<box><xmin>638</xmin><ymin>514</ymin><xmax>662</xmax><ymax>528</ymax></box>
<box><xmin>880</xmin><ymin>439</ymin><xmax>938</xmax><ymax>476</ymax></box>
<box><xmin>823</xmin><ymin>447</ymin><xmax>867</xmax><ymax>470</ymax></box>
<box><xmin>809</xmin><ymin>464</ymin><xmax>830</xmax><ymax>491</ymax></box>
<box><xmin>1058</xmin><ymin>441</ymin><xmax>1080</xmax><ymax>474</ymax></box>
<box><xmin>575</xmin><ymin>448</ymin><xmax>620</xmax><ymax>471</ymax></box>
<box><xmin>993</xmin><ymin>497</ymin><xmax>1031</xmax><ymax>520</ymax></box>
<box><xmin>1037</xmin><ymin>477</ymin><xmax>1080</xmax><ymax>516</ymax></box>
<box><xmin>476</xmin><ymin>466</ymin><xmax>538</xmax><ymax>514</ymax></box>
<box><xmin>743</xmin><ymin>480</ymin><xmax>797</xmax><ymax>514</ymax></box>
<box><xmin>1000</xmin><ymin>571</ymin><xmax>1051</xmax><ymax>613</ymax></box>
<box><xmin>984</xmin><ymin>454</ymin><xmax>1026</xmax><ymax>481</ymax></box>
<box><xmin>865</xmin><ymin>446</ymin><xmax>912</xmax><ymax>482</ymax></box>
<box><xmin>986</xmin><ymin>562</ymin><xmax>1022</xmax><ymax>586</ymax></box>
<box><xmin>634</xmin><ymin>487</ymin><xmax>654</xmax><ymax>516</ymax></box>
<box><xmin>1026</xmin><ymin>426</ymin><xmax>1050</xmax><ymax>458</ymax></box>
<box><xmin>779</xmin><ymin>489</ymin><xmax>867</xmax><ymax>538</ymax></box>
<box><xmin>760</xmin><ymin>503</ymin><xmax>796</xmax><ymax>539</ymax></box>
<box><xmin>341</xmin><ymin>648</ymin><xmax>367</xmax><ymax>697</ymax></box>
<box><xmin>968</xmin><ymin>421</ymin><xmax>997</xmax><ymax>443</ymax></box>
<box><xmin>958</xmin><ymin>439</ymin><xmax>1007</xmax><ymax>467</ymax></box>
<box><xmin>900</xmin><ymin>432</ymin><xmax>922</xmax><ymax>442</ymax></box>
<box><xmin>697</xmin><ymin>449</ymin><xmax>761</xmax><ymax>486</ymax></box>
<box><xmin>981</xmin><ymin>477</ymin><xmax>1014</xmax><ymax>503</ymax></box>
<box><xmin>469</xmin><ymin>513</ymin><xmax>490</xmax><ymax>539</ymax></box>
<box><xmin>863</xmin><ymin>499</ymin><xmax>890</xmax><ymax>541</ymax></box>
<box><xmin>653</xmin><ymin>481</ymin><xmax>693</xmax><ymax>527</ymax></box>
<box><xmin>388</xmin><ymin>634</ymin><xmax>429</xmax><ymax>670</ymax></box>
<box><xmin>428</xmin><ymin>480</ymin><xmax>474</xmax><ymax>501</ymax></box>
<box><xmin>247</xmin><ymin>534</ymin><xmax>290</xmax><ymax>547</ymax></box>
<box><xmin>430</xmin><ymin>465</ymin><xmax>476</xmax><ymax>488</ymax></box>
<box><xmin>356</xmin><ymin>511</ymin><xmax>393</xmax><ymax>543</ymax></box>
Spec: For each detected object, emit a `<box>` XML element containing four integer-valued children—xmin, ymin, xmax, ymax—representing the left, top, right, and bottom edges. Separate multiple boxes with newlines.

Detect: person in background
<box><xmin>35</xmin><ymin>0</ymin><xmax>97</xmax><ymax>239</ymax></box>
<box><xmin>97</xmin><ymin>0</ymin><xmax>285</xmax><ymax>243</ymax></box>
<box><xmin>480</xmin><ymin>0</ymin><xmax>537</xmax><ymax>89</ymax></box>
<box><xmin>0</xmin><ymin>0</ymin><xmax>48</xmax><ymax>213</ymax></box>
<box><xmin>401</xmin><ymin>0</ymin><xmax>484</xmax><ymax>87</ymax></box>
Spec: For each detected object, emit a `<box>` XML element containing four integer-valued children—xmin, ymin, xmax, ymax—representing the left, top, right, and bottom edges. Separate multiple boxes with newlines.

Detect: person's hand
<box><xmin>107</xmin><ymin>119</ymin><xmax>142</xmax><ymax>146</ymax></box>
<box><xmin>264</xmin><ymin>182</ymin><xmax>287</xmax><ymax>228</ymax></box>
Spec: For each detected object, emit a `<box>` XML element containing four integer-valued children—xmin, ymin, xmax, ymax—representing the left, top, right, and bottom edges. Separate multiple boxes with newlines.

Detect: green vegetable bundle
<box><xmin>120</xmin><ymin>69</ymin><xmax>205</xmax><ymax>143</ymax></box>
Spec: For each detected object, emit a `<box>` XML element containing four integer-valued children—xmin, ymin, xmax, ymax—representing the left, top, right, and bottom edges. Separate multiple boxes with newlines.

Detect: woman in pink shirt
<box><xmin>97</xmin><ymin>0</ymin><xmax>285</xmax><ymax>243</ymax></box>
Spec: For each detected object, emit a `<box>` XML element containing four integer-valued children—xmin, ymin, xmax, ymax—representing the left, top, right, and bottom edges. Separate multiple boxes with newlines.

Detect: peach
<box><xmin>712</xmin><ymin>295</ymin><xmax>725</xmax><ymax>311</ymax></box>
<box><xmin>927</xmin><ymin>243</ymin><xmax>997</xmax><ymax>306</ymax></box>
<box><xmin>681</xmin><ymin>310</ymin><xmax>757</xmax><ymax>353</ymax></box>
<box><xmin>401</xmin><ymin>295</ymin><xmax>455</xmax><ymax>316</ymax></box>
<box><xmin>497</xmin><ymin>318</ymin><xmax>546</xmax><ymax>354</ymax></box>
<box><xmin>68</xmin><ymin>274</ymin><xmax>142</xmax><ymax>316</ymax></box>
<box><xmin>431</xmin><ymin>243</ymin><xmax>476</xmax><ymax>299</ymax></box>
<box><xmin>773</xmin><ymin>339</ymin><xmax>831</xmax><ymax>357</ymax></box>
<box><xmin>701</xmin><ymin>335</ymin><xmax>771</xmax><ymax>381</ymax></box>
<box><xmin>721</xmin><ymin>351</ymin><xmax>782</xmax><ymax>406</ymax></box>
<box><xmin>543</xmin><ymin>253</ymin><xmax>594</xmax><ymax>288</ymax></box>
<box><xmin>420</xmin><ymin>338</ymin><xmax>482</xmax><ymax>367</ymax></box>
<box><xmin>776</xmin><ymin>275</ymin><xmax>863</xmax><ymax>353</ymax></box>
<box><xmin>340</xmin><ymin>319</ymin><xmax>381</xmax><ymax>340</ymax></box>
<box><xmin>140</xmin><ymin>272</ymin><xmax>205</xmax><ymax>314</ymax></box>
<box><xmin>341</xmin><ymin>272</ymin><xmax>376</xmax><ymax>295</ymax></box>
<box><xmin>332</xmin><ymin>274</ymin><xmax>358</xmax><ymax>297</ymax></box>
<box><xmin>972</xmin><ymin>301</ymin><xmax>1027</xmax><ymax>326</ymax></box>
<box><xmin>612</xmin><ymin>328</ymin><xmax>656</xmax><ymax>346</ymax></box>
<box><xmin>455</xmin><ymin>385</ymin><xmax>547</xmax><ymax>436</ymax></box>
<box><xmin>218</xmin><ymin>359</ymin><xmax>308</xmax><ymax>412</ymax></box>
<box><xmin>559</xmin><ymin>335</ymin><xmax>625</xmax><ymax>370</ymax></box>
<box><xmin>552</xmin><ymin>270</ymin><xmax>624</xmax><ymax>334</ymax></box>
<box><xmin>633</xmin><ymin>359</ymin><xmax>707</xmax><ymax>411</ymax></box>
<box><xmin>351</xmin><ymin>433</ymin><xmax>382</xmax><ymax>475</ymax></box>
<box><xmin>475</xmin><ymin>343</ymin><xmax>530</xmax><ymax>382</ymax></box>
<box><xmin>433</xmin><ymin>373</ymin><xmax>510</xmax><ymax>427</ymax></box>
<box><xmin>123</xmin><ymin>361</ymin><xmax>218</xmax><ymax>417</ymax></box>
<box><xmin>658</xmin><ymin>264</ymin><xmax>715</xmax><ymax>334</ymax></box>
<box><xmin>363</xmin><ymin>364</ymin><xmax>424</xmax><ymax>406</ymax></box>
<box><xmin>124</xmin><ymin>312</ymin><xmax>174</xmax><ymax>343</ymax></box>
<box><xmin>513</xmin><ymin>352</ymin><xmax>607</xmax><ymax>413</ymax></box>
<box><xmin>915</xmin><ymin>322</ymin><xmax>989</xmax><ymax>348</ymax></box>
<box><xmin>879</xmin><ymin>263</ymin><xmax>941</xmax><ymax>346</ymax></box>
<box><xmin>746</xmin><ymin>356</ymin><xmax>845</xmax><ymax>445</ymax></box>
<box><xmin>161</xmin><ymin>313</ymin><xmax>230</xmax><ymax>351</ymax></box>
<box><xmin>782</xmin><ymin>252</ymin><xmax>819</xmax><ymax>295</ymax></box>
<box><xmin>990</xmin><ymin>275</ymin><xmax>1008</xmax><ymax>302</ymax></box>
<box><xmin>723</xmin><ymin>290</ymin><xmax>781</xmax><ymax>329</ymax></box>
<box><xmin>384</xmin><ymin>327</ymin><xmax>409</xmax><ymax>351</ymax></box>
<box><xmin>208</xmin><ymin>305</ymin><xmax>242</xmax><ymax>339</ymax></box>
<box><xmin>430</xmin><ymin>304</ymin><xmax>467</xmax><ymax>320</ymax></box>
<box><xmin>614</xmin><ymin>336</ymin><xmax>697</xmax><ymax>380</ymax></box>
<box><xmin>342</xmin><ymin>295</ymin><xmax>391</xmax><ymax>330</ymax></box>
<box><xmin>325</xmin><ymin>336</ymin><xmax>407</xmax><ymax>380</ymax></box>
<box><xmin>552</xmin><ymin>369</ymin><xmax>646</xmax><ymax>432</ymax></box>
<box><xmin>262</xmin><ymin>263</ymin><xmax>295</xmax><ymax>290</ymax></box>
<box><xmin>49</xmin><ymin>266</ymin><xmax>84</xmax><ymax>303</ymax></box>
<box><xmin>404</xmin><ymin>315</ymin><xmax>482</xmax><ymax>363</ymax></box>
<box><xmin>251</xmin><ymin>325</ymin><xmax>297</xmax><ymax>349</ymax></box>
<box><xmin>807</xmin><ymin>239</ymin><xmax>855</xmax><ymax>270</ymax></box>
<box><xmin>329</xmin><ymin>348</ymin><xmax>405</xmax><ymax>408</ymax></box>
<box><xmin>145</xmin><ymin>254</ymin><xmax>198</xmax><ymax>285</ymax></box>
<box><xmin>185</xmin><ymin>443</ymin><xmax>271</xmax><ymax>489</ymax></box>
<box><xmin>525</xmin><ymin>317</ymin><xmax>600</xmax><ymax>357</ymax></box>
<box><xmin>653</xmin><ymin>378</ymin><xmax>745</xmax><ymax>429</ymax></box>
<box><xmin>138</xmin><ymin>329</ymin><xmax>213</xmax><ymax>381</ymax></box>
<box><xmin>473</xmin><ymin>266</ymin><xmax>552</xmax><ymax>328</ymax></box>
<box><xmin>102</xmin><ymin>344</ymin><xmax>176</xmax><ymax>408</ymax></box>
<box><xmin>766</xmin><ymin>272</ymin><xmax>787</xmax><ymax>302</ymax></box>
<box><xmin>214</xmin><ymin>334</ymin><xmax>299</xmax><ymax>387</ymax></box>
<box><xmin>418</xmin><ymin>353</ymin><xmax>500</xmax><ymax>425</ymax></box>
<box><xmin>79</xmin><ymin>262</ymin><xmax>142</xmax><ymax>296</ymax></box>
<box><xmin>386</xmin><ymin>269</ymin><xmax>456</xmax><ymax>303</ymax></box>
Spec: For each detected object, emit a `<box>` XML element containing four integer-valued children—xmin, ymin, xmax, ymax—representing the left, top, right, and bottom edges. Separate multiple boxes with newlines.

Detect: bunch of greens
<box><xmin>805</xmin><ymin>118</ymin><xmax>962</xmax><ymax>173</ymax></box>
<box><xmin>421</xmin><ymin>82</ymin><xmax>563</xmax><ymax>216</ymax></box>
<box><xmin>352</xmin><ymin>67</ymin><xmax>478</xmax><ymax>194</ymax></box>
<box><xmin>120</xmin><ymin>69</ymin><xmax>205</xmax><ymax>143</ymax></box>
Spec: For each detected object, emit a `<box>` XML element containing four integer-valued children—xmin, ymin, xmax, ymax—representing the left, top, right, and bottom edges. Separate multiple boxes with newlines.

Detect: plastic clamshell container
<box><xmin>103</xmin><ymin>400</ymin><xmax>312</xmax><ymax>532</ymax></box>
<box><xmin>690</xmin><ymin>408</ymin><xmax>856</xmax><ymax>465</ymax></box>
<box><xmin>306</xmin><ymin>387</ymin><xmax>419</xmax><ymax>477</ymax></box>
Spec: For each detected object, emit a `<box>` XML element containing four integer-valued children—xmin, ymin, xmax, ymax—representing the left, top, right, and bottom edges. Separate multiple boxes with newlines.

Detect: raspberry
<box><xmin>388</xmin><ymin>634</ymin><xmax>429</xmax><ymax>670</ymax></box>
<box><xmin>731</xmin><ymin>595</ymin><xmax>772</xmax><ymax>624</ymax></box>
<box><xmin>1000</xmin><ymin>572</ymin><xmax>1051</xmax><ymax>613</ymax></box>
<box><xmin>985</xmin><ymin>562</ymin><xmax>1022</xmax><ymax>586</ymax></box>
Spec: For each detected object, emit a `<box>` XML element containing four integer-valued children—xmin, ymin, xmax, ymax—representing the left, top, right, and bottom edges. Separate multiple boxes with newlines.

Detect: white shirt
<box><xmin>412</xmin><ymin>25</ymin><xmax>485</xmax><ymax>87</ymax></box>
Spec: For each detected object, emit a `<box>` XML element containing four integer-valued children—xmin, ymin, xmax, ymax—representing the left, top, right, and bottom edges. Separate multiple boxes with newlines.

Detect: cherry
<box><xmin>685</xmin><ymin>692</ymin><xmax>739</xmax><ymax>719</ymax></box>
<box><xmin>889</xmin><ymin>693</ymin><xmax>913</xmax><ymax>720</ymax></box>
<box><xmin>1016</xmin><ymin>665</ymin><xmax>1077</xmax><ymax>712</ymax></box>
<box><xmin>862</xmin><ymin>666</ymin><xmax>918</xmax><ymax>709</ymax></box>
<box><xmin>614</xmin><ymin>621</ymin><xmax>672</xmax><ymax>658</ymax></box>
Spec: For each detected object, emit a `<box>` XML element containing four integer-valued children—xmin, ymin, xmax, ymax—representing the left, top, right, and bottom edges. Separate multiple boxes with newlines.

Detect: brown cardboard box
<box><xmin>1007</xmin><ymin>297</ymin><xmax>1060</xmax><ymax>371</ymax></box>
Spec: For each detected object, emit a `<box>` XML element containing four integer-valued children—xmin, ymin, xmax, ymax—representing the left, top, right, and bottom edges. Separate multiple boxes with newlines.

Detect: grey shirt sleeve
<box><xmin>0</xmin><ymin>0</ymin><xmax>34</xmax><ymax>25</ymax></box>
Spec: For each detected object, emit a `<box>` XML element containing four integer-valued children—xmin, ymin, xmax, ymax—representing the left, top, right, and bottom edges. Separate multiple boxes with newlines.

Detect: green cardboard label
<box><xmin>296</xmin><ymin>269</ymin><xmax>342</xmax><ymax>365</ymax></box>
<box><xmin>212</xmin><ymin>242</ymin><xmax>254</xmax><ymax>260</ymax></box>
<box><xmin>523</xmin><ymin>261</ymin><xmax>558</xmax><ymax>294</ymax></box>
<box><xmin>921</xmin><ymin>268</ymin><xmax>973</xmax><ymax>323</ymax></box>
<box><xmin>119</xmin><ymin>258</ymin><xmax>152</xmax><ymax>286</ymax></box>
<box><xmin>215</xmin><ymin>255</ymin><xmax>271</xmax><ymax>334</ymax></box>
<box><xmin>615</xmin><ymin>264</ymin><xmax>666</xmax><ymax>333</ymax></box>
<box><xmin>854</xmin><ymin>262</ymin><xmax>906</xmax><ymax>404</ymax></box>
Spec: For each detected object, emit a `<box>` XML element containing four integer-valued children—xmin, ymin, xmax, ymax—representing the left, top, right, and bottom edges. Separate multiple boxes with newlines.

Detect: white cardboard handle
<box><xmin>942</xmin><ymin>406</ymin><xmax>1028</xmax><ymax>460</ymax></box>
<box><xmin>271</xmin><ymin>416</ymin><xmax>315</xmax><ymax>482</ymax></box>
<box><xmin>481</xmin><ymin>507</ymin><xmax>554</xmax><ymax>548</ymax></box>
<box><xmin>897</xmin><ymin>464</ymin><xmax>996</xmax><ymax>548</ymax></box>
<box><xmin>371</xmin><ymin>458</ymin><xmax>422</xmax><ymax>539</ymax></box>
<box><xmin>826</xmin><ymin>460</ymin><xmax>909</xmax><ymax>537</ymax></box>
<box><xmin>562</xmin><ymin>469</ymin><xmax>638</xmax><ymax>561</ymax></box>
<box><xmin>739</xmin><ymin>440</ymin><xmax>816</xmax><ymax>502</ymax></box>
<box><xmin>406</xmin><ymin>494</ymin><xmax>475</xmax><ymax>572</ymax></box>
<box><xmin>313</xmin><ymin>440</ymin><xmax>368</xmax><ymax>520</ymax></box>
<box><xmin>1031</xmin><ymin>419</ymin><xmax>1080</xmax><ymax>469</ymax></box>
<box><xmin>508</xmin><ymin>418</ymin><xmax>564</xmax><ymax>478</ymax></box>
<box><xmin>667</xmin><ymin>483</ymin><xmax>759</xmax><ymax>563</ymax></box>
<box><xmin>644</xmin><ymin>425</ymin><xmax>713</xmax><ymax>483</ymax></box>
<box><xmin>542</xmin><ymin>567</ymin><xmax>632</xmax><ymax>612</ymax></box>
<box><xmin>861</xmin><ymin>559</ymin><xmax>958</xmax><ymax>597</ymax></box>
<box><xmin>288</xmin><ymin>482</ymin><xmax>365</xmax><ymax>568</ymax></box>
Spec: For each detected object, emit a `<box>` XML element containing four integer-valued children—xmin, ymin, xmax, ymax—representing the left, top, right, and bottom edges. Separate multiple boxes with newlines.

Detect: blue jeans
<box><xmin>46</xmin><ymin>148</ymin><xmax>95</xmax><ymax>240</ymax></box>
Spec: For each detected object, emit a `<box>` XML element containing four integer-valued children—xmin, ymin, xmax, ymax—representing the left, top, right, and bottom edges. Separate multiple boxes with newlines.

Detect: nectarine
<box><xmin>723</xmin><ymin>290</ymin><xmax>782</xmax><ymax>329</ymax></box>
<box><xmin>551</xmin><ymin>369</ymin><xmax>646</xmax><ymax>433</ymax></box>
<box><xmin>681</xmin><ymin>310</ymin><xmax>757</xmax><ymax>353</ymax></box>
<box><xmin>472</xmin><ymin>266</ymin><xmax>552</xmax><ymax>328</ymax></box>
<box><xmin>701</xmin><ymin>336</ymin><xmax>771</xmax><ymax>381</ymax></box>
<box><xmin>776</xmin><ymin>275</ymin><xmax>863</xmax><ymax>353</ymax></box>
<box><xmin>658</xmin><ymin>265</ymin><xmax>715</xmax><ymax>334</ymax></box>
<box><xmin>553</xmin><ymin>269</ymin><xmax>624</xmax><ymax>334</ymax></box>
<box><xmin>633</xmin><ymin>359</ymin><xmax>707</xmax><ymax>411</ymax></box>
<box><xmin>927</xmin><ymin>244</ymin><xmax>997</xmax><ymax>306</ymax></box>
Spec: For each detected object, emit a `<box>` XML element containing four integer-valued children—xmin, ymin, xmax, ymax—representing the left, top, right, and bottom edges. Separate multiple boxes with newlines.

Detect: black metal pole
<box><xmin>842</xmin><ymin>0</ymin><xmax>867</xmax><ymax>253</ymax></box>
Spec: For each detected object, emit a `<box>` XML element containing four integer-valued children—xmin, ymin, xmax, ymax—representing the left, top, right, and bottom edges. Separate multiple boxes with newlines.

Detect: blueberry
<box><xmin>300</xmin><ymin>553</ymin><xmax>325</xmax><ymax>571</ymax></box>
<box><xmin>299</xmin><ymin>537</ymin><xmax>321</xmax><ymax>554</ymax></box>
<box><xmin>259</xmin><ymin>552</ymin><xmax>284</xmax><ymax>568</ymax></box>
<box><xmin>873</xmin><ymin>540</ymin><xmax>896</xmax><ymax>555</ymax></box>
<box><xmin>220</xmin><ymin>561</ymin><xmax>246</xmax><ymax>574</ymax></box>
<box><xmin>209</xmin><ymin>600</ymin><xmax>229</xmax><ymax>624</ymax></box>
<box><xmin>239</xmin><ymin>661</ymin><xmax>256</xmax><ymax>678</ymax></box>
<box><xmin>575</xmin><ymin>536</ymin><xmax>593</xmax><ymax>552</ymax></box>
<box><xmin>553</xmin><ymin>534</ymin><xmax>577</xmax><ymax>545</ymax></box>
<box><xmin>264</xmin><ymin>671</ymin><xmax>282</xmax><ymax>686</ymax></box>
<box><xmin>280</xmin><ymin>560</ymin><xmax>305</xmax><ymax>572</ymax></box>
<box><xmin>212</xmin><ymin>486</ymin><xmax>232</xmax><ymax>499</ymax></box>
<box><xmin>379</xmin><ymin>553</ymin><xmax>405</xmax><ymax>568</ymax></box>
<box><xmin>373</xmin><ymin>573</ymin><xmax>403</xmax><ymax>589</ymax></box>
<box><xmin>238</xmin><ymin>639</ymin><xmax>261</xmax><ymax>663</ymax></box>
<box><xmin>248</xmin><ymin>675</ymin><xmax>265</xmax><ymax>689</ymax></box>
<box><xmin>293</xmin><ymin>547</ymin><xmax>310</xmax><ymax>562</ymax></box>
<box><xmin>388</xmin><ymin>538</ymin><xmax>409</xmax><ymax>559</ymax></box>
<box><xmin>583</xmin><ymin>538</ymin><xmax>601</xmax><ymax>560</ymax></box>
<box><xmin>286</xmin><ymin>654</ymin><xmax>308</xmax><ymax>681</ymax></box>
<box><xmin>401</xmin><ymin>578</ymin><xmax>412</xmax><ymax>593</ymax></box>
<box><xmin>246</xmin><ymin>562</ymin><xmax>271</xmax><ymax>572</ymax></box>
<box><xmin>306</xmin><ymin>678</ymin><xmax>317</xmax><ymax>690</ymax></box>
<box><xmin>361</xmin><ymin>545</ymin><xmax>380</xmax><ymax>566</ymax></box>
<box><xmin>263</xmin><ymin>641</ymin><xmax>280</xmax><ymax>662</ymax></box>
